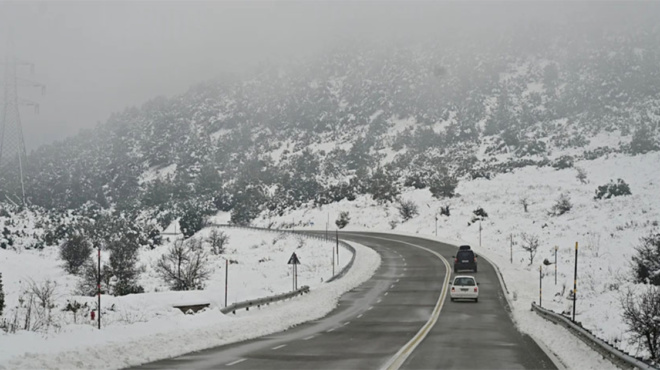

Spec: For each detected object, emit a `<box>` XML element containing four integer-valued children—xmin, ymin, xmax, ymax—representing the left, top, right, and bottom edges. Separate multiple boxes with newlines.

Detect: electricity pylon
<box><xmin>0</xmin><ymin>39</ymin><xmax>44</xmax><ymax>205</ymax></box>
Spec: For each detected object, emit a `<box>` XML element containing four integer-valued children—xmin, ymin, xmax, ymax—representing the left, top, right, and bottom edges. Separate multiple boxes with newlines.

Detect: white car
<box><xmin>450</xmin><ymin>275</ymin><xmax>479</xmax><ymax>302</ymax></box>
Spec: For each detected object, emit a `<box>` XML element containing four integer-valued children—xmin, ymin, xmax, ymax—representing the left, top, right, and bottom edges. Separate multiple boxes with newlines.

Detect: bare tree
<box><xmin>519</xmin><ymin>197</ymin><xmax>529</xmax><ymax>213</ymax></box>
<box><xmin>520</xmin><ymin>233</ymin><xmax>540</xmax><ymax>265</ymax></box>
<box><xmin>155</xmin><ymin>240</ymin><xmax>211</xmax><ymax>290</ymax></box>
<box><xmin>575</xmin><ymin>167</ymin><xmax>588</xmax><ymax>184</ymax></box>
<box><xmin>207</xmin><ymin>229</ymin><xmax>229</xmax><ymax>255</ymax></box>
<box><xmin>621</xmin><ymin>286</ymin><xmax>660</xmax><ymax>361</ymax></box>
<box><xmin>19</xmin><ymin>280</ymin><xmax>58</xmax><ymax>332</ymax></box>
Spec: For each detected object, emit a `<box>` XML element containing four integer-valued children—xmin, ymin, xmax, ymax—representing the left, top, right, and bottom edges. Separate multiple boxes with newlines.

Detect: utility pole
<box><xmin>0</xmin><ymin>37</ymin><xmax>44</xmax><ymax>205</ymax></box>
<box><xmin>479</xmin><ymin>221</ymin><xmax>482</xmax><ymax>248</ymax></box>
<box><xmin>539</xmin><ymin>265</ymin><xmax>542</xmax><ymax>307</ymax></box>
<box><xmin>97</xmin><ymin>242</ymin><xmax>101</xmax><ymax>330</ymax></box>
<box><xmin>554</xmin><ymin>246</ymin><xmax>558</xmax><ymax>285</ymax></box>
<box><xmin>573</xmin><ymin>242</ymin><xmax>578</xmax><ymax>322</ymax></box>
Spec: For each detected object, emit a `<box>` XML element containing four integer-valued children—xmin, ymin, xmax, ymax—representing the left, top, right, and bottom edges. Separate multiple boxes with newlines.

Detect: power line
<box><xmin>0</xmin><ymin>38</ymin><xmax>44</xmax><ymax>205</ymax></box>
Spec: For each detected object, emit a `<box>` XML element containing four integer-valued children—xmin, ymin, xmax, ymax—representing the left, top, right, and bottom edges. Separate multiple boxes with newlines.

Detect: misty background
<box><xmin>2</xmin><ymin>1</ymin><xmax>657</xmax><ymax>151</ymax></box>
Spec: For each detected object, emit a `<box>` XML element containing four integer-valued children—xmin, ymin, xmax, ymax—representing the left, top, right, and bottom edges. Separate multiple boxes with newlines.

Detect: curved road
<box><xmin>132</xmin><ymin>232</ymin><xmax>556</xmax><ymax>370</ymax></box>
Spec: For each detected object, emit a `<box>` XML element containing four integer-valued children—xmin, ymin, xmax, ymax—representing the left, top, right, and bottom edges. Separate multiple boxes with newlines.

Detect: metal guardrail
<box><xmin>206</xmin><ymin>223</ymin><xmax>356</xmax><ymax>283</ymax></box>
<box><xmin>531</xmin><ymin>303</ymin><xmax>657</xmax><ymax>369</ymax></box>
<box><xmin>221</xmin><ymin>286</ymin><xmax>310</xmax><ymax>314</ymax></box>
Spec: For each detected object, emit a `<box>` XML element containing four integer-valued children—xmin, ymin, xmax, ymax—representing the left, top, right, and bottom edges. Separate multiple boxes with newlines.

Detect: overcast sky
<box><xmin>1</xmin><ymin>1</ymin><xmax>657</xmax><ymax>151</ymax></box>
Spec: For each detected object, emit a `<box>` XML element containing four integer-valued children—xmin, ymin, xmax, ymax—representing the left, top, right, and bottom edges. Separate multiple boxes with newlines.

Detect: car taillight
<box><xmin>474</xmin><ymin>287</ymin><xmax>478</xmax><ymax>292</ymax></box>
<box><xmin>454</xmin><ymin>258</ymin><xmax>458</xmax><ymax>263</ymax></box>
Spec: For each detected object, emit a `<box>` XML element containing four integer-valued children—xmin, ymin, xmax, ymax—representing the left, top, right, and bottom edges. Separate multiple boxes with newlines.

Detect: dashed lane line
<box><xmin>226</xmin><ymin>359</ymin><xmax>246</xmax><ymax>366</ymax></box>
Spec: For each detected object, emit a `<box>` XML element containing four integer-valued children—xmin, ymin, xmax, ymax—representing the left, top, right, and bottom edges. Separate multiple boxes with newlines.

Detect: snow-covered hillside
<box><xmin>255</xmin><ymin>149</ymin><xmax>660</xmax><ymax>360</ymax></box>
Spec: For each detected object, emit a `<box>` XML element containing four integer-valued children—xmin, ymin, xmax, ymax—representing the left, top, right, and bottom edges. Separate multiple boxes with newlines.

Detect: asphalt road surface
<box><xmin>131</xmin><ymin>232</ymin><xmax>556</xmax><ymax>370</ymax></box>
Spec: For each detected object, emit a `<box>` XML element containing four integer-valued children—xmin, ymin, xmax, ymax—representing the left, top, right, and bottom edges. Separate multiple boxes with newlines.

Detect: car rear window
<box><xmin>454</xmin><ymin>277</ymin><xmax>476</xmax><ymax>286</ymax></box>
<box><xmin>457</xmin><ymin>251</ymin><xmax>474</xmax><ymax>260</ymax></box>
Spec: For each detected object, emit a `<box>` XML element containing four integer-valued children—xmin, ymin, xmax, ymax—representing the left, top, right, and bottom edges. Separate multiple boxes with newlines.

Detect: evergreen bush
<box><xmin>549</xmin><ymin>193</ymin><xmax>572</xmax><ymax>216</ymax></box>
<box><xmin>397</xmin><ymin>200</ymin><xmax>419</xmax><ymax>222</ymax></box>
<box><xmin>335</xmin><ymin>211</ymin><xmax>350</xmax><ymax>229</ymax></box>
<box><xmin>60</xmin><ymin>233</ymin><xmax>93</xmax><ymax>275</ymax></box>
<box><xmin>595</xmin><ymin>179</ymin><xmax>632</xmax><ymax>200</ymax></box>
<box><xmin>632</xmin><ymin>233</ymin><xmax>660</xmax><ymax>286</ymax></box>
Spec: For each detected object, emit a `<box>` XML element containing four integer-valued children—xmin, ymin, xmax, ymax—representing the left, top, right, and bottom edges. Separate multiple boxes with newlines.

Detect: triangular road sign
<box><xmin>287</xmin><ymin>252</ymin><xmax>301</xmax><ymax>265</ymax></box>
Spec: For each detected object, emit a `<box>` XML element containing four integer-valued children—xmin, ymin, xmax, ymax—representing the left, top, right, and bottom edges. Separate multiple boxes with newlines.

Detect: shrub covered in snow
<box><xmin>107</xmin><ymin>236</ymin><xmax>145</xmax><ymax>296</ymax></box>
<box><xmin>429</xmin><ymin>174</ymin><xmax>458</xmax><ymax>199</ymax></box>
<box><xmin>632</xmin><ymin>233</ymin><xmax>660</xmax><ymax>286</ymax></box>
<box><xmin>179</xmin><ymin>206</ymin><xmax>205</xmax><ymax>238</ymax></box>
<box><xmin>335</xmin><ymin>211</ymin><xmax>350</xmax><ymax>229</ymax></box>
<box><xmin>552</xmin><ymin>155</ymin><xmax>574</xmax><ymax>170</ymax></box>
<box><xmin>549</xmin><ymin>193</ymin><xmax>572</xmax><ymax>216</ymax></box>
<box><xmin>60</xmin><ymin>233</ymin><xmax>93</xmax><ymax>275</ymax></box>
<box><xmin>595</xmin><ymin>179</ymin><xmax>632</xmax><ymax>200</ymax></box>
<box><xmin>629</xmin><ymin>123</ymin><xmax>659</xmax><ymax>155</ymax></box>
<box><xmin>397</xmin><ymin>199</ymin><xmax>419</xmax><ymax>222</ymax></box>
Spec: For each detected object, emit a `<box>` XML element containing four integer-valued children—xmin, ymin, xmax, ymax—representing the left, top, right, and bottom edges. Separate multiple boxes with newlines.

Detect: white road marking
<box><xmin>358</xmin><ymin>235</ymin><xmax>452</xmax><ymax>370</ymax></box>
<box><xmin>368</xmin><ymin>306</ymin><xmax>374</xmax><ymax>310</ymax></box>
<box><xmin>377</xmin><ymin>298</ymin><xmax>382</xmax><ymax>303</ymax></box>
<box><xmin>343</xmin><ymin>322</ymin><xmax>350</xmax><ymax>326</ymax></box>
<box><xmin>391</xmin><ymin>284</ymin><xmax>395</xmax><ymax>288</ymax></box>
<box><xmin>226</xmin><ymin>359</ymin><xmax>246</xmax><ymax>366</ymax></box>
<box><xmin>385</xmin><ymin>292</ymin><xmax>389</xmax><ymax>296</ymax></box>
<box><xmin>357</xmin><ymin>314</ymin><xmax>363</xmax><ymax>318</ymax></box>
<box><xmin>327</xmin><ymin>328</ymin><xmax>335</xmax><ymax>332</ymax></box>
<box><xmin>303</xmin><ymin>336</ymin><xmax>315</xmax><ymax>340</ymax></box>
<box><xmin>272</xmin><ymin>344</ymin><xmax>287</xmax><ymax>350</ymax></box>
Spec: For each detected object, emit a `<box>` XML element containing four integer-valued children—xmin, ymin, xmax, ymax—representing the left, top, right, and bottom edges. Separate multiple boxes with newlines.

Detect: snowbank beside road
<box><xmin>0</xmin><ymin>230</ymin><xmax>379</xmax><ymax>370</ymax></box>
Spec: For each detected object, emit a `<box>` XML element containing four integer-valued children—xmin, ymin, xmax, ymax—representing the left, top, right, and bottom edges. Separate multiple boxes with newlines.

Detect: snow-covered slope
<box><xmin>254</xmin><ymin>150</ymin><xmax>660</xmax><ymax>363</ymax></box>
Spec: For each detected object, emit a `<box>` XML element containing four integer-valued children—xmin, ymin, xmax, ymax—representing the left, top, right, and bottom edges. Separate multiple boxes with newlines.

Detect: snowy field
<box><xmin>0</xmin><ymin>227</ymin><xmax>378</xmax><ymax>369</ymax></box>
<box><xmin>254</xmin><ymin>150</ymin><xmax>660</xmax><ymax>366</ymax></box>
<box><xmin>1</xmin><ymin>150</ymin><xmax>657</xmax><ymax>369</ymax></box>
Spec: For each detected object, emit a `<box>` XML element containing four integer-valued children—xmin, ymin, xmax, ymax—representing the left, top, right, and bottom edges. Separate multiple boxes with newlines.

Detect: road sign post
<box><xmin>288</xmin><ymin>252</ymin><xmax>301</xmax><ymax>291</ymax></box>
<box><xmin>336</xmin><ymin>229</ymin><xmax>339</xmax><ymax>266</ymax></box>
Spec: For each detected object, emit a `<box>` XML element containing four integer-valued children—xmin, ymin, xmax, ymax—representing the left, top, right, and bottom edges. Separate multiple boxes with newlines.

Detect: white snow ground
<box><xmin>1</xmin><ymin>149</ymin><xmax>657</xmax><ymax>369</ymax></box>
<box><xmin>0</xmin><ymin>228</ymin><xmax>377</xmax><ymax>369</ymax></box>
<box><xmin>253</xmin><ymin>150</ymin><xmax>660</xmax><ymax>368</ymax></box>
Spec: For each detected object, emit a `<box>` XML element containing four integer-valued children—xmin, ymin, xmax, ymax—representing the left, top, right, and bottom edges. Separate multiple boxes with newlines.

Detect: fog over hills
<box><xmin>2</xmin><ymin>2</ymin><xmax>660</xmax><ymax>367</ymax></box>
<box><xmin>1</xmin><ymin>3</ymin><xmax>659</xmax><ymax>222</ymax></box>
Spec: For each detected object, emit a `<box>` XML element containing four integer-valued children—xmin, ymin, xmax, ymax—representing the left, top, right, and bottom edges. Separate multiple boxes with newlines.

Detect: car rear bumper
<box><xmin>450</xmin><ymin>291</ymin><xmax>479</xmax><ymax>299</ymax></box>
<box><xmin>454</xmin><ymin>263</ymin><xmax>477</xmax><ymax>271</ymax></box>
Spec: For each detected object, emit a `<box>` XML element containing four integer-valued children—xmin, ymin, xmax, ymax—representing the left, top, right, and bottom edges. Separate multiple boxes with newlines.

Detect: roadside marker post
<box><xmin>288</xmin><ymin>252</ymin><xmax>301</xmax><ymax>290</ymax></box>
<box><xmin>573</xmin><ymin>242</ymin><xmax>578</xmax><ymax>322</ymax></box>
